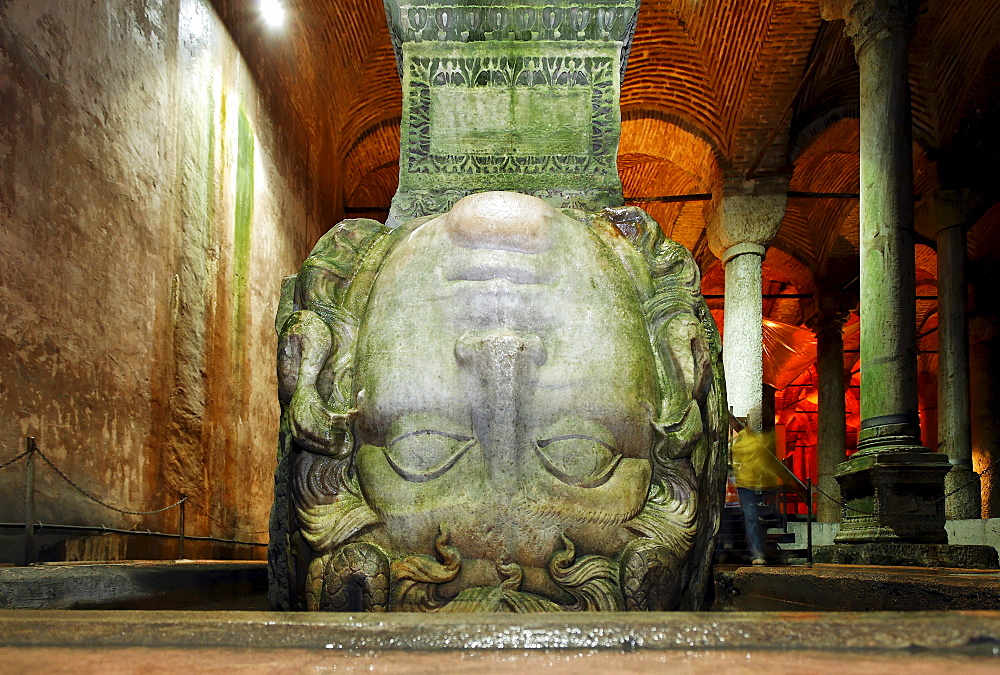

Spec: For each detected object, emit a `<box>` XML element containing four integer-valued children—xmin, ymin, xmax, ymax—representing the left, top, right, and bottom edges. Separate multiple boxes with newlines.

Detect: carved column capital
<box><xmin>804</xmin><ymin>275</ymin><xmax>857</xmax><ymax>336</ymax></box>
<box><xmin>915</xmin><ymin>188</ymin><xmax>991</xmax><ymax>240</ymax></box>
<box><xmin>706</xmin><ymin>176</ymin><xmax>788</xmax><ymax>261</ymax></box>
<box><xmin>822</xmin><ymin>0</ymin><xmax>918</xmax><ymax>55</ymax></box>
<box><xmin>807</xmin><ymin>308</ymin><xmax>850</xmax><ymax>339</ymax></box>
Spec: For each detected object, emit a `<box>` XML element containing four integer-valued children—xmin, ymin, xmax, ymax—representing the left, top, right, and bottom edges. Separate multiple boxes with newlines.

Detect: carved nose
<box><xmin>455</xmin><ymin>331</ymin><xmax>546</xmax><ymax>496</ymax></box>
<box><xmin>445</xmin><ymin>191</ymin><xmax>555</xmax><ymax>254</ymax></box>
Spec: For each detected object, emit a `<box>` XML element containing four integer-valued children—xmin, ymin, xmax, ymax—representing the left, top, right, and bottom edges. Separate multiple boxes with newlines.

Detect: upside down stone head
<box><xmin>271</xmin><ymin>191</ymin><xmax>727</xmax><ymax>612</ymax></box>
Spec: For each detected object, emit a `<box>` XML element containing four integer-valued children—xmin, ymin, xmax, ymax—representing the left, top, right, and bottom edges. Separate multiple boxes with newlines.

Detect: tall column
<box><xmin>708</xmin><ymin>178</ymin><xmax>788</xmax><ymax>432</ymax></box>
<box><xmin>938</xmin><ymin>220</ymin><xmax>978</xmax><ymax>518</ymax></box>
<box><xmin>810</xmin><ymin>308</ymin><xmax>849</xmax><ymax>522</ymax></box>
<box><xmin>822</xmin><ymin>0</ymin><xmax>950</xmax><ymax>545</ymax></box>
<box><xmin>851</xmin><ymin>0</ymin><xmax>919</xmax><ymax>451</ymax></box>
<box><xmin>971</xmin><ymin>316</ymin><xmax>1000</xmax><ymax>518</ymax></box>
<box><xmin>917</xmin><ymin>189</ymin><xmax>985</xmax><ymax>518</ymax></box>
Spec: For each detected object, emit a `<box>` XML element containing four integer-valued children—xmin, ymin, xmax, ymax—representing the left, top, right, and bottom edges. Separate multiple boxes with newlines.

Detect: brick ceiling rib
<box><xmin>619</xmin><ymin>117</ymin><xmax>718</xmax><ymax>187</ymax></box>
<box><xmin>349</xmin><ymin>163</ymin><xmax>399</xmax><ymax>210</ymax></box>
<box><xmin>911</xmin><ymin>143</ymin><xmax>940</xmax><ymax>201</ymax></box>
<box><xmin>780</xmin><ymin>118</ymin><xmax>860</xmax><ymax>271</ymax></box>
<box><xmin>910</xmin><ymin>0</ymin><xmax>1000</xmax><ymax>152</ymax></box>
<box><xmin>970</xmin><ymin>203</ymin><xmax>1000</xmax><ymax>262</ymax></box>
<box><xmin>690</xmin><ymin>0</ymin><xmax>775</xmax><ymax>135</ymax></box>
<box><xmin>774</xmin><ymin>206</ymin><xmax>817</xmax><ymax>267</ymax></box>
<box><xmin>617</xmin><ymin>116</ymin><xmax>718</xmax><ymax>249</ymax></box>
<box><xmin>619</xmin><ymin>154</ymin><xmax>696</xmax><ymax>244</ymax></box>
<box><xmin>791</xmin><ymin>20</ymin><xmax>858</xmax><ymax>158</ymax></box>
<box><xmin>622</xmin><ymin>6</ymin><xmax>723</xmax><ymax>147</ymax></box>
<box><xmin>342</xmin><ymin>123</ymin><xmax>400</xmax><ymax>207</ymax></box>
<box><xmin>724</xmin><ymin>0</ymin><xmax>821</xmax><ymax>173</ymax></box>
<box><xmin>337</xmin><ymin>42</ymin><xmax>403</xmax><ymax>161</ymax></box>
<box><xmin>772</xmin><ymin>251</ymin><xmax>814</xmax><ymax>293</ymax></box>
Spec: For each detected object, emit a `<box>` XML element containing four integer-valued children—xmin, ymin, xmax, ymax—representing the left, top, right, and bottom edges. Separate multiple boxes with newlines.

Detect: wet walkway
<box><xmin>2</xmin><ymin>609</ymin><xmax>1000</xmax><ymax>672</ymax></box>
<box><xmin>4</xmin><ymin>563</ymin><xmax>1000</xmax><ymax>672</ymax></box>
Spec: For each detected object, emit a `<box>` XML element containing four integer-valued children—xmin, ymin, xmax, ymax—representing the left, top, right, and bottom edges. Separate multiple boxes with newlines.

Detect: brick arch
<box><xmin>618</xmin><ymin>115</ymin><xmax>720</xmax><ymax>250</ymax></box>
<box><xmin>341</xmin><ymin>122</ymin><xmax>400</xmax><ymax>208</ymax></box>
<box><xmin>621</xmin><ymin>8</ymin><xmax>723</xmax><ymax>149</ymax></box>
<box><xmin>348</xmin><ymin>162</ymin><xmax>399</xmax><ymax>217</ymax></box>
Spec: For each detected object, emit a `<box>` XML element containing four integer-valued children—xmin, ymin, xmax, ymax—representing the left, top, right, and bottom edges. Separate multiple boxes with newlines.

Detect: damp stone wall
<box><xmin>0</xmin><ymin>0</ymin><xmax>316</xmax><ymax>561</ymax></box>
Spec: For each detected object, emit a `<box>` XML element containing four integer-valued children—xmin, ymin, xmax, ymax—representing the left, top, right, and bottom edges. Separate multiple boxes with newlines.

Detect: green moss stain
<box><xmin>233</xmin><ymin>106</ymin><xmax>254</xmax><ymax>370</ymax></box>
<box><xmin>204</xmin><ymin>79</ymin><xmax>216</xmax><ymax>228</ymax></box>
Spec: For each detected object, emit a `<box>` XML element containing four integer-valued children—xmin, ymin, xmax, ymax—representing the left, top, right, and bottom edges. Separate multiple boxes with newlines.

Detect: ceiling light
<box><xmin>259</xmin><ymin>0</ymin><xmax>285</xmax><ymax>28</ymax></box>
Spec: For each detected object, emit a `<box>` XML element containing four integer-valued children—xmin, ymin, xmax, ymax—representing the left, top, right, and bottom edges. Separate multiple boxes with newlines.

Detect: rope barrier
<box><xmin>0</xmin><ymin>522</ymin><xmax>266</xmax><ymax>548</ymax></box>
<box><xmin>0</xmin><ymin>449</ymin><xmax>29</xmax><ymax>471</ymax></box>
<box><xmin>187</xmin><ymin>500</ymin><xmax>270</xmax><ymax>536</ymax></box>
<box><xmin>1</xmin><ymin>439</ymin><xmax>269</xmax><ymax>542</ymax></box>
<box><xmin>32</xmin><ymin>444</ymin><xmax>188</xmax><ymax>516</ymax></box>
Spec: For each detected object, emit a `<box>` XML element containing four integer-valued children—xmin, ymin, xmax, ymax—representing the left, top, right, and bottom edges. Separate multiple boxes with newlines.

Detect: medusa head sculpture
<box><xmin>269</xmin><ymin>191</ymin><xmax>727</xmax><ymax>612</ymax></box>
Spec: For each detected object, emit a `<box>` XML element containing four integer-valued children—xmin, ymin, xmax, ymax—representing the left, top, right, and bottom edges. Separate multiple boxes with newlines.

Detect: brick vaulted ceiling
<box><xmin>212</xmin><ymin>0</ymin><xmax>1000</xmax><ymax>324</ymax></box>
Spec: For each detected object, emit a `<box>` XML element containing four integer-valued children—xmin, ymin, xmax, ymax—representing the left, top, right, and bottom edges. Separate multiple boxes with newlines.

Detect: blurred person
<box><xmin>731</xmin><ymin>429</ymin><xmax>784</xmax><ymax>565</ymax></box>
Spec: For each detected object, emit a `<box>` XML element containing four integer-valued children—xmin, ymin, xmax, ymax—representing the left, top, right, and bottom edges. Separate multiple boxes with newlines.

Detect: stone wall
<box><xmin>0</xmin><ymin>0</ymin><xmax>316</xmax><ymax>560</ymax></box>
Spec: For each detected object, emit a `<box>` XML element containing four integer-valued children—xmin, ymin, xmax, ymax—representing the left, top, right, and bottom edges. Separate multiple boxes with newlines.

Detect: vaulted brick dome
<box><xmin>211</xmin><ymin>0</ymin><xmax>999</xmax><ymax>305</ymax></box>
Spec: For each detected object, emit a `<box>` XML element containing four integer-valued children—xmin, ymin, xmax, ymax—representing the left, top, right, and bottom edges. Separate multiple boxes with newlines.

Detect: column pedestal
<box><xmin>835</xmin><ymin>451</ymin><xmax>948</xmax><ymax>543</ymax></box>
<box><xmin>944</xmin><ymin>467</ymin><xmax>981</xmax><ymax>520</ymax></box>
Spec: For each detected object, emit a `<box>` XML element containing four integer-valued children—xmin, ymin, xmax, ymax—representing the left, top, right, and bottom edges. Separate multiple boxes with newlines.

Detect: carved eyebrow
<box><xmin>536</xmin><ymin>435</ymin><xmax>618</xmax><ymax>454</ymax></box>
<box><xmin>387</xmin><ymin>429</ymin><xmax>474</xmax><ymax>447</ymax></box>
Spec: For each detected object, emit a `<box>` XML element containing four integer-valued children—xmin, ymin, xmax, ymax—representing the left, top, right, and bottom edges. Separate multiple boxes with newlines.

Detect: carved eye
<box><xmin>384</xmin><ymin>429</ymin><xmax>475</xmax><ymax>483</ymax></box>
<box><xmin>535</xmin><ymin>434</ymin><xmax>622</xmax><ymax>488</ymax></box>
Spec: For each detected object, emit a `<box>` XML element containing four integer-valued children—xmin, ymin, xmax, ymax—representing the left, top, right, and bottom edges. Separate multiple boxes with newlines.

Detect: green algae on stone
<box><xmin>232</xmin><ymin>106</ymin><xmax>254</xmax><ymax>366</ymax></box>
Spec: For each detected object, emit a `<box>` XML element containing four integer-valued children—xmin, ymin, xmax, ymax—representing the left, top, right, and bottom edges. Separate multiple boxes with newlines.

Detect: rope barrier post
<box><xmin>178</xmin><ymin>495</ymin><xmax>186</xmax><ymax>560</ymax></box>
<box><xmin>23</xmin><ymin>437</ymin><xmax>35</xmax><ymax>566</ymax></box>
<box><xmin>806</xmin><ymin>478</ymin><xmax>812</xmax><ymax>567</ymax></box>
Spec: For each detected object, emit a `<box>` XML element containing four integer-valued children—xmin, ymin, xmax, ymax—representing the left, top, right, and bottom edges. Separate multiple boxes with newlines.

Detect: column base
<box><xmin>834</xmin><ymin>449</ymin><xmax>950</xmax><ymax>544</ymax></box>
<box><xmin>813</xmin><ymin>543</ymin><xmax>999</xmax><ymax>569</ymax></box>
<box><xmin>945</xmin><ymin>466</ymin><xmax>982</xmax><ymax>520</ymax></box>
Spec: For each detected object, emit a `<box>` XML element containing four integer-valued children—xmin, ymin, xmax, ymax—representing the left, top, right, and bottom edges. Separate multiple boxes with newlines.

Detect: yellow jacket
<box><xmin>731</xmin><ymin>429</ymin><xmax>789</xmax><ymax>491</ymax></box>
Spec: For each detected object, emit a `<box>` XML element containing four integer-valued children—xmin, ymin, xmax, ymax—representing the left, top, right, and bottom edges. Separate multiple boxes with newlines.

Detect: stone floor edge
<box><xmin>2</xmin><ymin>610</ymin><xmax>1000</xmax><ymax>653</ymax></box>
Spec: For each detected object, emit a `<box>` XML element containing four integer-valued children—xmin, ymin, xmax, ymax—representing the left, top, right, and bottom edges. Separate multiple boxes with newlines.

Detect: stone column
<box><xmin>917</xmin><ymin>189</ymin><xmax>986</xmax><ymax>519</ymax></box>
<box><xmin>809</xmin><ymin>309</ymin><xmax>849</xmax><ymax>522</ymax></box>
<box><xmin>937</xmin><ymin>220</ymin><xmax>979</xmax><ymax>518</ymax></box>
<box><xmin>850</xmin><ymin>0</ymin><xmax>919</xmax><ymax>452</ymax></box>
<box><xmin>822</xmin><ymin>0</ymin><xmax>951</xmax><ymax>546</ymax></box>
<box><xmin>708</xmin><ymin>178</ymin><xmax>788</xmax><ymax>431</ymax></box>
<box><xmin>723</xmin><ymin>243</ymin><xmax>766</xmax><ymax>430</ymax></box>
